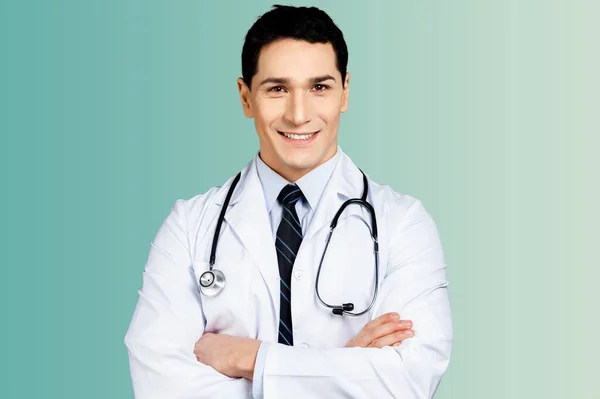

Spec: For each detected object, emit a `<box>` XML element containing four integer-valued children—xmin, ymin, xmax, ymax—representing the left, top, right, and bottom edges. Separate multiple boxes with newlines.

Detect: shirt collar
<box><xmin>255</xmin><ymin>147</ymin><xmax>341</xmax><ymax>214</ymax></box>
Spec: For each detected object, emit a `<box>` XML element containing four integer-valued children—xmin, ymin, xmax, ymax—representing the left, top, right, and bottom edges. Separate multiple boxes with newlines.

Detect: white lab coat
<box><xmin>124</xmin><ymin>149</ymin><xmax>453</xmax><ymax>398</ymax></box>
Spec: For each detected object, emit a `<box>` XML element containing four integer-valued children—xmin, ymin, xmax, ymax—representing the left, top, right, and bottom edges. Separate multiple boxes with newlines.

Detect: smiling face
<box><xmin>237</xmin><ymin>38</ymin><xmax>350</xmax><ymax>182</ymax></box>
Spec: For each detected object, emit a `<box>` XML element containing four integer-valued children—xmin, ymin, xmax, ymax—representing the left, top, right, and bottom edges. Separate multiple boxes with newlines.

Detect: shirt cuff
<box><xmin>252</xmin><ymin>342</ymin><xmax>269</xmax><ymax>399</ymax></box>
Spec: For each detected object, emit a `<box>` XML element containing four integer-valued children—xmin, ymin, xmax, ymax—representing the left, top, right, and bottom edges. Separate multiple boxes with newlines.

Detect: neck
<box><xmin>259</xmin><ymin>148</ymin><xmax>337</xmax><ymax>182</ymax></box>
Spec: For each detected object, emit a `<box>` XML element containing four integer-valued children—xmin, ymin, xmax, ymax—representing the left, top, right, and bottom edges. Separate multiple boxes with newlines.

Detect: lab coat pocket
<box><xmin>192</xmin><ymin>258</ymin><xmax>252</xmax><ymax>337</ymax></box>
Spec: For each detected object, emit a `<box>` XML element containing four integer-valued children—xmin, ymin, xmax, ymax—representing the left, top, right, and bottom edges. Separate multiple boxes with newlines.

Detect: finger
<box><xmin>369</xmin><ymin>329</ymin><xmax>414</xmax><ymax>348</ymax></box>
<box><xmin>363</xmin><ymin>320</ymin><xmax>412</xmax><ymax>345</ymax></box>
<box><xmin>363</xmin><ymin>312</ymin><xmax>402</xmax><ymax>331</ymax></box>
<box><xmin>345</xmin><ymin>314</ymin><xmax>410</xmax><ymax>348</ymax></box>
<box><xmin>373</xmin><ymin>320</ymin><xmax>413</xmax><ymax>337</ymax></box>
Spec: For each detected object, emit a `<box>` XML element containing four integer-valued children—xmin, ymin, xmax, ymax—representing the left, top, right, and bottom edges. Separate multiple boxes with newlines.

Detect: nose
<box><xmin>283</xmin><ymin>91</ymin><xmax>311</xmax><ymax>126</ymax></box>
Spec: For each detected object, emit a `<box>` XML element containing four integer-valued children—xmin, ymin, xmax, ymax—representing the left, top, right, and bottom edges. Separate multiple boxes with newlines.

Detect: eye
<box><xmin>268</xmin><ymin>86</ymin><xmax>285</xmax><ymax>93</ymax></box>
<box><xmin>313</xmin><ymin>84</ymin><xmax>330</xmax><ymax>92</ymax></box>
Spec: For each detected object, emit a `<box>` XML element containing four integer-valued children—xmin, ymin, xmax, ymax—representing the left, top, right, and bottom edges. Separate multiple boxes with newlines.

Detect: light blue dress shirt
<box><xmin>251</xmin><ymin>149</ymin><xmax>341</xmax><ymax>399</ymax></box>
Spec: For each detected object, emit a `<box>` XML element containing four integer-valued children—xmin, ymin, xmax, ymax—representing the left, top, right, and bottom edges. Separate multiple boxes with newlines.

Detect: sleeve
<box><xmin>260</xmin><ymin>198</ymin><xmax>453</xmax><ymax>399</ymax></box>
<box><xmin>251</xmin><ymin>342</ymin><xmax>269</xmax><ymax>399</ymax></box>
<box><xmin>124</xmin><ymin>199</ymin><xmax>252</xmax><ymax>399</ymax></box>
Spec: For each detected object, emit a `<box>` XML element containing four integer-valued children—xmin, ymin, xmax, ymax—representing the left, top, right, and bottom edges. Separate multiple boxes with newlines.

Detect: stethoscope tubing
<box><xmin>200</xmin><ymin>167</ymin><xmax>380</xmax><ymax>317</ymax></box>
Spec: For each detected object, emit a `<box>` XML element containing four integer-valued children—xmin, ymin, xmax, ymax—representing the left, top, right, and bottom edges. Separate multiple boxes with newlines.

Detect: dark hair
<box><xmin>241</xmin><ymin>5</ymin><xmax>348</xmax><ymax>89</ymax></box>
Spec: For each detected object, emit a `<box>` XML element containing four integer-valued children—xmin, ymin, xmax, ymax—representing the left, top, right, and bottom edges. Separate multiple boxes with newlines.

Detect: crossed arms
<box><xmin>124</xmin><ymin>197</ymin><xmax>453</xmax><ymax>398</ymax></box>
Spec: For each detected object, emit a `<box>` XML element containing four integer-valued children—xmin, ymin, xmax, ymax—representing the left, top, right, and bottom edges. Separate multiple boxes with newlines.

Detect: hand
<box><xmin>194</xmin><ymin>333</ymin><xmax>261</xmax><ymax>380</ymax></box>
<box><xmin>345</xmin><ymin>312</ymin><xmax>414</xmax><ymax>348</ymax></box>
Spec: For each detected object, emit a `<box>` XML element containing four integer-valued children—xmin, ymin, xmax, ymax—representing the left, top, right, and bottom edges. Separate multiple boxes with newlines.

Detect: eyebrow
<box><xmin>259</xmin><ymin>75</ymin><xmax>337</xmax><ymax>87</ymax></box>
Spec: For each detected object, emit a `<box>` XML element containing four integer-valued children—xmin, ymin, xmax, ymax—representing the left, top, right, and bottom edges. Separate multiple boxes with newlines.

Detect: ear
<box><xmin>237</xmin><ymin>77</ymin><xmax>253</xmax><ymax>118</ymax></box>
<box><xmin>340</xmin><ymin>72</ymin><xmax>350</xmax><ymax>113</ymax></box>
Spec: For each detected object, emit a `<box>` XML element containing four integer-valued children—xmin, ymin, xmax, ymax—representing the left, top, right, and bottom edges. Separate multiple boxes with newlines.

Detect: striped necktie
<box><xmin>275</xmin><ymin>184</ymin><xmax>305</xmax><ymax>346</ymax></box>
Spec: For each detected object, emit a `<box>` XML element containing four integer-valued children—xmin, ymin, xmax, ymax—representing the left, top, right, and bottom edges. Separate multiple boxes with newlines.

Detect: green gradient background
<box><xmin>1</xmin><ymin>1</ymin><xmax>598</xmax><ymax>398</ymax></box>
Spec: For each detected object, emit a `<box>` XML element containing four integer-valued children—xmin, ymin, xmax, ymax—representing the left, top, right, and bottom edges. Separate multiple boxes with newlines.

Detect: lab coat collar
<box><xmin>214</xmin><ymin>157</ymin><xmax>280</xmax><ymax>316</ymax></box>
<box><xmin>213</xmin><ymin>145</ymin><xmax>358</xmax><ymax>208</ymax></box>
<box><xmin>302</xmin><ymin>148</ymin><xmax>366</xmax><ymax>241</ymax></box>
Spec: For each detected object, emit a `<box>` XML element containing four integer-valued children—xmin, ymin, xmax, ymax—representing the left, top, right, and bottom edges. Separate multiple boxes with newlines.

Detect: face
<box><xmin>238</xmin><ymin>39</ymin><xmax>350</xmax><ymax>182</ymax></box>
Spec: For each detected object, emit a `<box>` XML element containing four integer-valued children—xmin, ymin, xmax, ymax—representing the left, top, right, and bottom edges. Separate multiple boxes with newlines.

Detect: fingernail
<box><xmin>390</xmin><ymin>313</ymin><xmax>399</xmax><ymax>320</ymax></box>
<box><xmin>401</xmin><ymin>320</ymin><xmax>412</xmax><ymax>327</ymax></box>
<box><xmin>407</xmin><ymin>330</ymin><xmax>414</xmax><ymax>337</ymax></box>
<box><xmin>392</xmin><ymin>342</ymin><xmax>400</xmax><ymax>347</ymax></box>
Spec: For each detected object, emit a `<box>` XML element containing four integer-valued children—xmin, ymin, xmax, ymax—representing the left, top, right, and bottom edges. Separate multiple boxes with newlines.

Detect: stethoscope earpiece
<box><xmin>332</xmin><ymin>303</ymin><xmax>355</xmax><ymax>316</ymax></box>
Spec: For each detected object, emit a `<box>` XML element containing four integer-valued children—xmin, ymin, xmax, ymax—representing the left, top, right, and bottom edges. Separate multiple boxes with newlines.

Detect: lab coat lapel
<box><xmin>218</xmin><ymin>158</ymin><xmax>280</xmax><ymax>314</ymax></box>
<box><xmin>304</xmin><ymin>151</ymin><xmax>365</xmax><ymax>242</ymax></box>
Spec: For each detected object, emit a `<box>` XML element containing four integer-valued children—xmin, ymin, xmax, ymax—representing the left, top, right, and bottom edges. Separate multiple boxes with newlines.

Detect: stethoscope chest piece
<box><xmin>199</xmin><ymin>268</ymin><xmax>226</xmax><ymax>297</ymax></box>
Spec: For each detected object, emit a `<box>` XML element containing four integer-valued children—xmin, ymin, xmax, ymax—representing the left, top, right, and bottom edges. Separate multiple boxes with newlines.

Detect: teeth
<box><xmin>282</xmin><ymin>132</ymin><xmax>315</xmax><ymax>140</ymax></box>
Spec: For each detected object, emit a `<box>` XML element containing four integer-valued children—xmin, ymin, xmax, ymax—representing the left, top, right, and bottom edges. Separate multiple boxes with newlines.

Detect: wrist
<box><xmin>236</xmin><ymin>338</ymin><xmax>261</xmax><ymax>380</ymax></box>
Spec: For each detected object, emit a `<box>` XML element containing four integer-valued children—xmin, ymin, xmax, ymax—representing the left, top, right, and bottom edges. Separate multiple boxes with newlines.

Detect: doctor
<box><xmin>124</xmin><ymin>5</ymin><xmax>452</xmax><ymax>399</ymax></box>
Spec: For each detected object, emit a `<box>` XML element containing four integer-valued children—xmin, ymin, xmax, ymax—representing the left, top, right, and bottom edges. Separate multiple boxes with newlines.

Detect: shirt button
<box><xmin>299</xmin><ymin>342</ymin><xmax>310</xmax><ymax>348</ymax></box>
<box><xmin>294</xmin><ymin>269</ymin><xmax>304</xmax><ymax>280</ymax></box>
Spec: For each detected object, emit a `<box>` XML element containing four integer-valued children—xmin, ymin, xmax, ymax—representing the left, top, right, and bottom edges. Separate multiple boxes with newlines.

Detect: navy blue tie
<box><xmin>275</xmin><ymin>184</ymin><xmax>304</xmax><ymax>346</ymax></box>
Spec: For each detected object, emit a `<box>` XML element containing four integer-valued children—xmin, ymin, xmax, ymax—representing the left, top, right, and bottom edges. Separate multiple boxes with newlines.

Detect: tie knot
<box><xmin>277</xmin><ymin>184</ymin><xmax>304</xmax><ymax>207</ymax></box>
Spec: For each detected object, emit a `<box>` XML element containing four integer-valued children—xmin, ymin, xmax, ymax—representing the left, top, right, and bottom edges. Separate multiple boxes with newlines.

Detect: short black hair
<box><xmin>241</xmin><ymin>5</ymin><xmax>348</xmax><ymax>89</ymax></box>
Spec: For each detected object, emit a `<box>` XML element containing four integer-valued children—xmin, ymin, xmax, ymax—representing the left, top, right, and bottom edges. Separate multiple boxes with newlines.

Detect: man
<box><xmin>125</xmin><ymin>5</ymin><xmax>452</xmax><ymax>398</ymax></box>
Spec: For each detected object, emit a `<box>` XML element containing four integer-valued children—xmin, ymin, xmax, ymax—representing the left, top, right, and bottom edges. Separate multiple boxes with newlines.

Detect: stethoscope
<box><xmin>199</xmin><ymin>168</ymin><xmax>380</xmax><ymax>317</ymax></box>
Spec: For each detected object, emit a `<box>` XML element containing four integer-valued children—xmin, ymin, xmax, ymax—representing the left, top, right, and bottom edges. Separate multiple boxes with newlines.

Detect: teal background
<box><xmin>1</xmin><ymin>1</ymin><xmax>598</xmax><ymax>398</ymax></box>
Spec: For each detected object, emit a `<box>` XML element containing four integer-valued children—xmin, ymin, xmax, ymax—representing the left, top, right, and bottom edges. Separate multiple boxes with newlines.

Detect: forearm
<box><xmin>125</xmin><ymin>260</ymin><xmax>252</xmax><ymax>398</ymax></box>
<box><xmin>125</xmin><ymin>334</ymin><xmax>252</xmax><ymax>399</ymax></box>
<box><xmin>259</xmin><ymin>269</ymin><xmax>453</xmax><ymax>399</ymax></box>
<box><xmin>260</xmin><ymin>338</ymin><xmax>451</xmax><ymax>399</ymax></box>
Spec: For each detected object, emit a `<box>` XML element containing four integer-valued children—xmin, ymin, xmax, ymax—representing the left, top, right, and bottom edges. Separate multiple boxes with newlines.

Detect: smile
<box><xmin>278</xmin><ymin>131</ymin><xmax>319</xmax><ymax>141</ymax></box>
